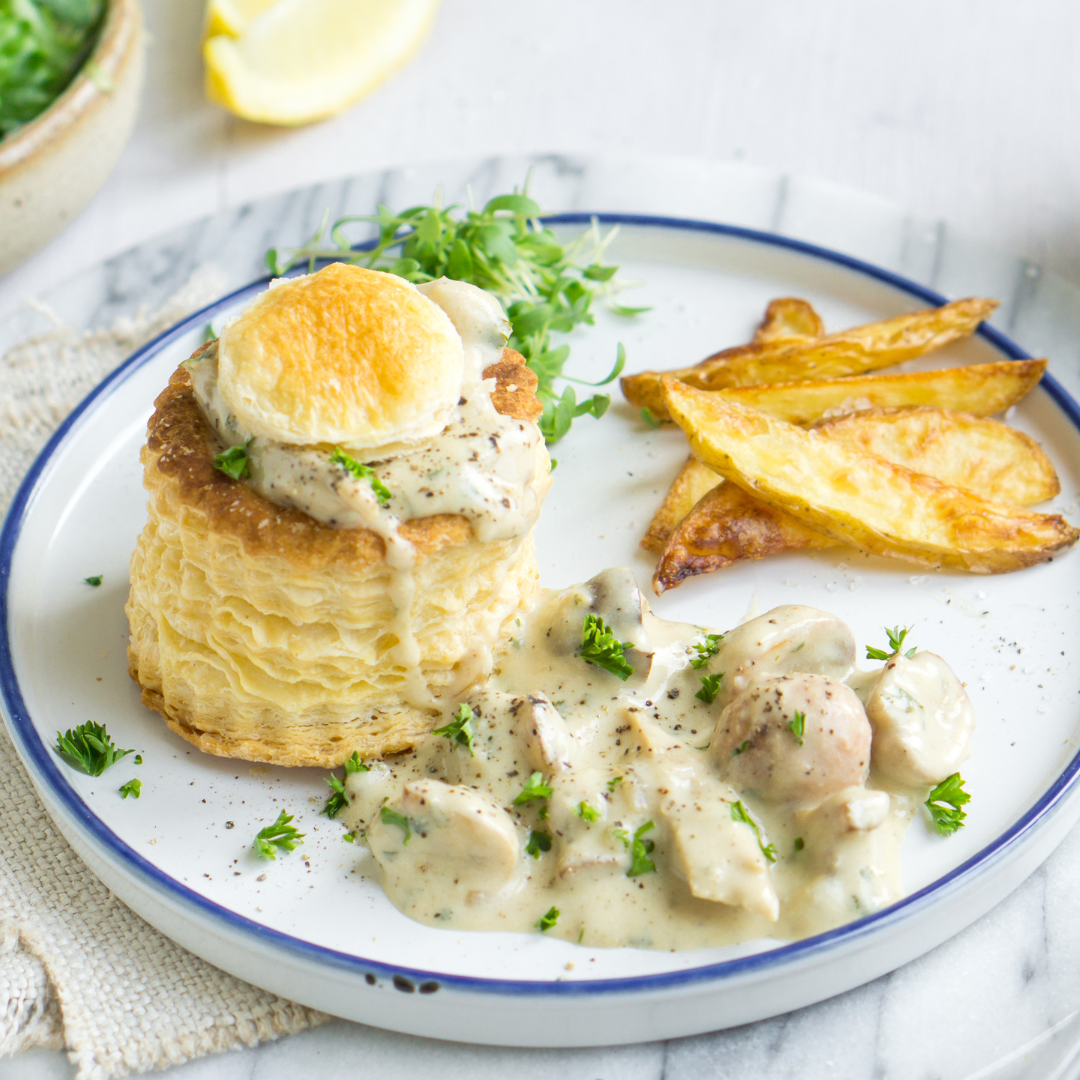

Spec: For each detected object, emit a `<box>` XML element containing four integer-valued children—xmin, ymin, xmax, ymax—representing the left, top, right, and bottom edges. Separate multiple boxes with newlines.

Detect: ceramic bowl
<box><xmin>0</xmin><ymin>0</ymin><xmax>145</xmax><ymax>277</ymax></box>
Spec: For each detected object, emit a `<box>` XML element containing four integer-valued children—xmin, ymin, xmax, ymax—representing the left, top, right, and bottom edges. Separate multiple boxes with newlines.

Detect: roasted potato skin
<box><xmin>815</xmin><ymin>406</ymin><xmax>1060</xmax><ymax>507</ymax></box>
<box><xmin>752</xmin><ymin>297</ymin><xmax>825</xmax><ymax>343</ymax></box>
<box><xmin>717</xmin><ymin>359</ymin><xmax>1047</xmax><ymax>426</ymax></box>
<box><xmin>641</xmin><ymin>457</ymin><xmax>721</xmax><ymax>555</ymax></box>
<box><xmin>653</xmin><ymin>404</ymin><xmax>1062</xmax><ymax>591</ymax></box>
<box><xmin>623</xmin><ymin>298</ymin><xmax>999</xmax><ymax>420</ymax></box>
<box><xmin>661</xmin><ymin>378</ymin><xmax>1079</xmax><ymax>576</ymax></box>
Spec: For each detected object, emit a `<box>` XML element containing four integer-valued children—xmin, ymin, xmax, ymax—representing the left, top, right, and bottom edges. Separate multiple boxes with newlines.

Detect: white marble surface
<box><xmin>7</xmin><ymin>1</ymin><xmax>1080</xmax><ymax>1076</ymax></box>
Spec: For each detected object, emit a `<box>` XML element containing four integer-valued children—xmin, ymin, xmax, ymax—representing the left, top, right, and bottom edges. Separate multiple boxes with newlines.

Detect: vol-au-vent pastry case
<box><xmin>126</xmin><ymin>262</ymin><xmax>552</xmax><ymax>767</ymax></box>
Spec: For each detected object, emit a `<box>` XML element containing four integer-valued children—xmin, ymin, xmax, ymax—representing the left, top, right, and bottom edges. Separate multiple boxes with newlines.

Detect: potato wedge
<box><xmin>654</xmin><ymin>404</ymin><xmax>1065</xmax><ymax>590</ymax></box>
<box><xmin>655</xmin><ymin>482</ymin><xmax>831</xmax><ymax>591</ymax></box>
<box><xmin>623</xmin><ymin>297</ymin><xmax>999</xmax><ymax>420</ymax></box>
<box><xmin>817</xmin><ymin>407</ymin><xmax>1060</xmax><ymax>506</ymax></box>
<box><xmin>661</xmin><ymin>377</ymin><xmax>1079</xmax><ymax>574</ymax></box>
<box><xmin>753</xmin><ymin>298</ymin><xmax>825</xmax><ymax>343</ymax></box>
<box><xmin>641</xmin><ymin>297</ymin><xmax>827</xmax><ymax>554</ymax></box>
<box><xmin>641</xmin><ymin>457</ymin><xmax>721</xmax><ymax>554</ymax></box>
<box><xmin>718</xmin><ymin>358</ymin><xmax>1047</xmax><ymax>426</ymax></box>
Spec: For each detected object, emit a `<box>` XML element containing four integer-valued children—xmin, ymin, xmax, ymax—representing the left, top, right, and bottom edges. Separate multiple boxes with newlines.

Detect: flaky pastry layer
<box><xmin>126</xmin><ymin>360</ymin><xmax>542</xmax><ymax>767</ymax></box>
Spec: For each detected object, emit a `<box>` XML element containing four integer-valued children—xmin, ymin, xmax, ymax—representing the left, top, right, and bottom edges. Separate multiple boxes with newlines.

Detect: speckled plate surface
<box><xmin>4</xmin><ymin>213</ymin><xmax>1080</xmax><ymax>1046</ymax></box>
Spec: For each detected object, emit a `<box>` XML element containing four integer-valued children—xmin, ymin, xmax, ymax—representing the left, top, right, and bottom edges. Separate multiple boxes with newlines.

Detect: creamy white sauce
<box><xmin>340</xmin><ymin>576</ymin><xmax>975</xmax><ymax>950</ymax></box>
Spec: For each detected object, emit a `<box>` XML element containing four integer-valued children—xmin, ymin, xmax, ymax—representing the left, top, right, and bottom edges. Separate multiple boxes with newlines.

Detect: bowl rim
<box><xmin>0</xmin><ymin>0</ymin><xmax>142</xmax><ymax>176</ymax></box>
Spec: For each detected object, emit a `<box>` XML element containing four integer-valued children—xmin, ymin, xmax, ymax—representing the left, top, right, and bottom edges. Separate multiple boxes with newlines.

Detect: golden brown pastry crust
<box><xmin>126</xmin><ymin>349</ymin><xmax>544</xmax><ymax>767</ymax></box>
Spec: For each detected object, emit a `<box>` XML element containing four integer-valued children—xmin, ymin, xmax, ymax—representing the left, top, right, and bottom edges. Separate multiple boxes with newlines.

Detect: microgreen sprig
<box><xmin>264</xmin><ymin>181</ymin><xmax>645</xmax><ymax>444</ymax></box>
<box><xmin>580</xmin><ymin>613</ymin><xmax>635</xmax><ymax>680</ymax></box>
<box><xmin>432</xmin><ymin>703</ymin><xmax>477</xmax><ymax>756</ymax></box>
<box><xmin>925</xmin><ymin>773</ymin><xmax>970</xmax><ymax>836</ymax></box>
<box><xmin>252</xmin><ymin>811</ymin><xmax>305</xmax><ymax>860</ymax></box>
<box><xmin>866</xmin><ymin>626</ymin><xmax>916</xmax><ymax>662</ymax></box>
<box><xmin>53</xmin><ymin>721</ymin><xmax>134</xmax><ymax>776</ymax></box>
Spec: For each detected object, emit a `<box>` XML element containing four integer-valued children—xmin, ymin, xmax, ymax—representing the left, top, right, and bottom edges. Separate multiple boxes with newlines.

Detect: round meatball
<box><xmin>711</xmin><ymin>605</ymin><xmax>856</xmax><ymax>712</ymax></box>
<box><xmin>864</xmin><ymin>651</ymin><xmax>974</xmax><ymax>787</ymax></box>
<box><xmin>711</xmin><ymin>672</ymin><xmax>871</xmax><ymax>804</ymax></box>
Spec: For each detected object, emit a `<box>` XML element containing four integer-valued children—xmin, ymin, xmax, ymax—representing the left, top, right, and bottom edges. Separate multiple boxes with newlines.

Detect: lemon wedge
<box><xmin>204</xmin><ymin>0</ymin><xmax>280</xmax><ymax>40</ymax></box>
<box><xmin>204</xmin><ymin>0</ymin><xmax>440</xmax><ymax>126</ymax></box>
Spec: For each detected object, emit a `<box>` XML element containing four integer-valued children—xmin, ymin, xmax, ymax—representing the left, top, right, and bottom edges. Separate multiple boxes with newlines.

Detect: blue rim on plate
<box><xmin>3</xmin><ymin>212</ymin><xmax>1080</xmax><ymax>997</ymax></box>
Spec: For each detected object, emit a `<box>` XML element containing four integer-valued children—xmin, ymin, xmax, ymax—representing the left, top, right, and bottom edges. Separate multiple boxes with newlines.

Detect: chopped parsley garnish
<box><xmin>576</xmin><ymin>801</ymin><xmax>600</xmax><ymax>823</ymax></box>
<box><xmin>330</xmin><ymin>448</ymin><xmax>392</xmax><ymax>507</ymax></box>
<box><xmin>432</xmin><ymin>703</ymin><xmax>476</xmax><ymax>756</ymax></box>
<box><xmin>321</xmin><ymin>751</ymin><xmax>369</xmax><ymax>818</ymax></box>
<box><xmin>252</xmin><ymin>811</ymin><xmax>305</xmax><ymax>859</ymax></box>
<box><xmin>696</xmin><ymin>673</ymin><xmax>723</xmax><ymax>704</ymax></box>
<box><xmin>525</xmin><ymin>830</ymin><xmax>552</xmax><ymax>858</ymax></box>
<box><xmin>118</xmin><ymin>778</ymin><xmax>141</xmax><ymax>799</ymax></box>
<box><xmin>788</xmin><ymin>710</ymin><xmax>806</xmax><ymax>746</ymax></box>
<box><xmin>380</xmin><ymin>806</ymin><xmax>411</xmax><ymax>846</ymax></box>
<box><xmin>690</xmin><ymin>631</ymin><xmax>724</xmax><ymax>669</ymax></box>
<box><xmin>606</xmin><ymin>776</ymin><xmax>623</xmax><ymax>792</ymax></box>
<box><xmin>134</xmin><ymin>754</ymin><xmax>142</xmax><ymax>765</ymax></box>
<box><xmin>212</xmin><ymin>441</ymin><xmax>251</xmax><ymax>480</ymax></box>
<box><xmin>53</xmin><ymin>721</ymin><xmax>133</xmax><ymax>776</ymax></box>
<box><xmin>640</xmin><ymin>407</ymin><xmax>663</xmax><ymax>429</ymax></box>
<box><xmin>730</xmin><ymin>800</ymin><xmax>777</xmax><ymax>863</ymax></box>
<box><xmin>265</xmin><ymin>183</ymin><xmax>643</xmax><ymax>445</ymax></box>
<box><xmin>579</xmin><ymin>613</ymin><xmax>635</xmax><ymax>680</ymax></box>
<box><xmin>793</xmin><ymin>837</ymin><xmax>805</xmax><ymax>852</ymax></box>
<box><xmin>84</xmin><ymin>574</ymin><xmax>102</xmax><ymax>586</ymax></box>
<box><xmin>537</xmin><ymin>906</ymin><xmax>560</xmax><ymax>932</ymax></box>
<box><xmin>866</xmin><ymin>625</ymin><xmax>917</xmax><ymax>662</ymax></box>
<box><xmin>614</xmin><ymin>820</ymin><xmax>657</xmax><ymax>877</ymax></box>
<box><xmin>925</xmin><ymin>773</ymin><xmax>970</xmax><ymax>836</ymax></box>
<box><xmin>731</xmin><ymin>740</ymin><xmax>751</xmax><ymax>756</ymax></box>
<box><xmin>513</xmin><ymin>771</ymin><xmax>553</xmax><ymax>805</ymax></box>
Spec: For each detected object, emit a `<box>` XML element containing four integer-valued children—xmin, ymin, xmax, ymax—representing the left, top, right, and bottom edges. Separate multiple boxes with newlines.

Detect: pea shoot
<box><xmin>265</xmin><ymin>182</ymin><xmax>645</xmax><ymax>445</ymax></box>
<box><xmin>866</xmin><ymin>626</ymin><xmax>916</xmax><ymax>662</ymax></box>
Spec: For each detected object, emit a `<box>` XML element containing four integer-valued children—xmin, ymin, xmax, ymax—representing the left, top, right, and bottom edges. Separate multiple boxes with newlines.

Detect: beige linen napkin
<box><xmin>0</xmin><ymin>271</ymin><xmax>326</xmax><ymax>1079</ymax></box>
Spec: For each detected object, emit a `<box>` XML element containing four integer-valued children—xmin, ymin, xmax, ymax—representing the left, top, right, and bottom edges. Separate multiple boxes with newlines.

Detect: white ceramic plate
<box><xmin>4</xmin><ymin>215</ymin><xmax>1080</xmax><ymax>1047</ymax></box>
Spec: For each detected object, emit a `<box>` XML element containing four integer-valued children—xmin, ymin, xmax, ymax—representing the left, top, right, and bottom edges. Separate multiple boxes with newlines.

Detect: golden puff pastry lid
<box><xmin>216</xmin><ymin>262</ymin><xmax>465</xmax><ymax>448</ymax></box>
